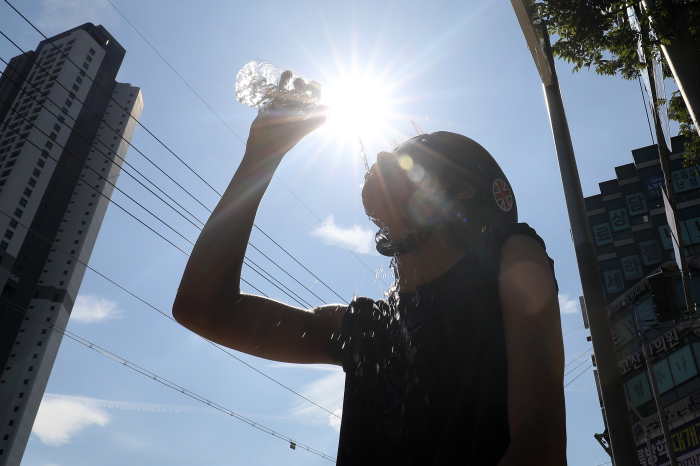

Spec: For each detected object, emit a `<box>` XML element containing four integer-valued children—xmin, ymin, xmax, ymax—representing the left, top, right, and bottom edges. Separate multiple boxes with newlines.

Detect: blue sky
<box><xmin>0</xmin><ymin>0</ymin><xmax>679</xmax><ymax>465</ymax></box>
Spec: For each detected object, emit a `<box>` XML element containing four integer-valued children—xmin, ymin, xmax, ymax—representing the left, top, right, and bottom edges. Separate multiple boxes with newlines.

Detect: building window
<box><xmin>1</xmin><ymin>169</ymin><xmax>11</xmax><ymax>177</ymax></box>
<box><xmin>23</xmin><ymin>188</ymin><xmax>32</xmax><ymax>197</ymax></box>
<box><xmin>79</xmin><ymin>70</ymin><xmax>85</xmax><ymax>77</ymax></box>
<box><xmin>9</xmin><ymin>220</ymin><xmax>17</xmax><ymax>228</ymax></box>
<box><xmin>45</xmin><ymin>141</ymin><xmax>53</xmax><ymax>149</ymax></box>
<box><xmin>28</xmin><ymin>178</ymin><xmax>36</xmax><ymax>187</ymax></box>
<box><xmin>18</xmin><ymin>198</ymin><xmax>27</xmax><ymax>207</ymax></box>
<box><xmin>6</xmin><ymin>161</ymin><xmax>15</xmax><ymax>168</ymax></box>
<box><xmin>89</xmin><ymin>48</ymin><xmax>96</xmax><ymax>56</ymax></box>
<box><xmin>4</xmin><ymin>230</ymin><xmax>12</xmax><ymax>240</ymax></box>
<box><xmin>0</xmin><ymin>241</ymin><xmax>8</xmax><ymax>251</ymax></box>
<box><xmin>86</xmin><ymin>55</ymin><xmax>93</xmax><ymax>63</ymax></box>
<box><xmin>82</xmin><ymin>62</ymin><xmax>89</xmax><ymax>70</ymax></box>
<box><xmin>13</xmin><ymin>209</ymin><xmax>22</xmax><ymax>218</ymax></box>
<box><xmin>41</xmin><ymin>149</ymin><xmax>49</xmax><ymax>159</ymax></box>
<box><xmin>49</xmin><ymin>133</ymin><xmax>57</xmax><ymax>141</ymax></box>
<box><xmin>53</xmin><ymin>123</ymin><xmax>61</xmax><ymax>132</ymax></box>
<box><xmin>32</xmin><ymin>169</ymin><xmax>41</xmax><ymax>177</ymax></box>
<box><xmin>64</xmin><ymin>99</ymin><xmax>72</xmax><ymax>108</ymax></box>
<box><xmin>76</xmin><ymin>76</ymin><xmax>83</xmax><ymax>84</ymax></box>
<box><xmin>72</xmin><ymin>84</ymin><xmax>79</xmax><ymax>92</ymax></box>
<box><xmin>61</xmin><ymin>107</ymin><xmax>69</xmax><ymax>115</ymax></box>
<box><xmin>37</xmin><ymin>159</ymin><xmax>45</xmax><ymax>168</ymax></box>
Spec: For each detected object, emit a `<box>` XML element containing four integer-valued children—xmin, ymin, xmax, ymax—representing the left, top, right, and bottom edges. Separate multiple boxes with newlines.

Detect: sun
<box><xmin>321</xmin><ymin>75</ymin><xmax>392</xmax><ymax>144</ymax></box>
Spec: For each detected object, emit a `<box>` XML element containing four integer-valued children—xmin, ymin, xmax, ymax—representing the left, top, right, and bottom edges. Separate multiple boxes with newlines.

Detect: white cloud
<box><xmin>71</xmin><ymin>295</ymin><xmax>120</xmax><ymax>323</ymax></box>
<box><xmin>33</xmin><ymin>394</ymin><xmax>110</xmax><ymax>446</ymax></box>
<box><xmin>33</xmin><ymin>393</ymin><xmax>222</xmax><ymax>447</ymax></box>
<box><xmin>559</xmin><ymin>293</ymin><xmax>580</xmax><ymax>314</ymax></box>
<box><xmin>289</xmin><ymin>368</ymin><xmax>345</xmax><ymax>431</ymax></box>
<box><xmin>311</xmin><ymin>215</ymin><xmax>376</xmax><ymax>255</ymax></box>
<box><xmin>36</xmin><ymin>0</ymin><xmax>116</xmax><ymax>36</ymax></box>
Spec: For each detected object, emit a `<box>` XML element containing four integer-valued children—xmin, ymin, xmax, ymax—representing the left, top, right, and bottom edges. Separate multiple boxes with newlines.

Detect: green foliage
<box><xmin>669</xmin><ymin>91</ymin><xmax>700</xmax><ymax>165</ymax></box>
<box><xmin>535</xmin><ymin>0</ymin><xmax>700</xmax><ymax>162</ymax></box>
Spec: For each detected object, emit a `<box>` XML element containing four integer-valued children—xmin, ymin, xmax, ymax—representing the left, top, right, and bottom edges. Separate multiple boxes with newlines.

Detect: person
<box><xmin>173</xmin><ymin>100</ymin><xmax>567</xmax><ymax>465</ymax></box>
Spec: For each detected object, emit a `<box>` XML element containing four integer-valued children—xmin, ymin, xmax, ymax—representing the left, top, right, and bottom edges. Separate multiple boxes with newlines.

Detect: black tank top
<box><xmin>334</xmin><ymin>223</ymin><xmax>554</xmax><ymax>465</ymax></box>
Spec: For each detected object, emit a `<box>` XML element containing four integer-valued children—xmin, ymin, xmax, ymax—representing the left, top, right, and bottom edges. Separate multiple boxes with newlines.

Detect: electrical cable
<box><xmin>0</xmin><ymin>86</ymin><xmax>314</xmax><ymax>309</ymax></box>
<box><xmin>0</xmin><ymin>105</ymin><xmax>192</xmax><ymax>256</ymax></box>
<box><xmin>0</xmin><ymin>205</ymin><xmax>341</xmax><ymax>419</ymax></box>
<box><xmin>105</xmin><ymin>0</ymin><xmax>246</xmax><ymax>146</ymax></box>
<box><xmin>565</xmin><ymin>347</ymin><xmax>593</xmax><ymax>368</ymax></box>
<box><xmin>0</xmin><ymin>55</ymin><xmax>329</xmax><ymax>308</ymax></box>
<box><xmin>562</xmin><ymin>325</ymin><xmax>584</xmax><ymax>335</ymax></box>
<box><xmin>0</xmin><ymin>65</ymin><xmax>326</xmax><ymax>314</ymax></box>
<box><xmin>0</xmin><ymin>52</ymin><xmax>206</xmax><ymax>229</ymax></box>
<box><xmin>564</xmin><ymin>363</ymin><xmax>593</xmax><ymax>388</ymax></box>
<box><xmin>564</xmin><ymin>355</ymin><xmax>592</xmax><ymax>378</ymax></box>
<box><xmin>639</xmin><ymin>77</ymin><xmax>656</xmax><ymax>145</ymax></box>
<box><xmin>91</xmin><ymin>0</ymin><xmax>388</xmax><ymax>289</ymax></box>
<box><xmin>0</xmin><ymin>296</ymin><xmax>337</xmax><ymax>463</ymax></box>
<box><xmin>3</xmin><ymin>0</ymin><xmax>222</xmax><ymax>197</ymax></box>
<box><xmin>0</xmin><ymin>18</ymin><xmax>348</xmax><ymax>304</ymax></box>
<box><xmin>0</xmin><ymin>87</ymin><xmax>197</xmax><ymax>249</ymax></box>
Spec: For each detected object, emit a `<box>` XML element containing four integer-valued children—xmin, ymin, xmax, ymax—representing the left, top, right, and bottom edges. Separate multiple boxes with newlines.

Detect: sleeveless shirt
<box><xmin>334</xmin><ymin>223</ymin><xmax>555</xmax><ymax>465</ymax></box>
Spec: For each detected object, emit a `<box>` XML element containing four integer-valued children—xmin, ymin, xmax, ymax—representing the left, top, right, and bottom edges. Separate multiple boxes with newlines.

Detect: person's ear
<box><xmin>452</xmin><ymin>182</ymin><xmax>476</xmax><ymax>200</ymax></box>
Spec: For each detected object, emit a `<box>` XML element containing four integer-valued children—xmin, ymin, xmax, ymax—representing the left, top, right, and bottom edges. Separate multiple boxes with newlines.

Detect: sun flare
<box><xmin>322</xmin><ymin>75</ymin><xmax>392</xmax><ymax>143</ymax></box>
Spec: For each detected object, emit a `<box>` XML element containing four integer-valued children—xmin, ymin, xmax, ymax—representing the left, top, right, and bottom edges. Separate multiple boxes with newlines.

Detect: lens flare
<box><xmin>322</xmin><ymin>75</ymin><xmax>391</xmax><ymax>141</ymax></box>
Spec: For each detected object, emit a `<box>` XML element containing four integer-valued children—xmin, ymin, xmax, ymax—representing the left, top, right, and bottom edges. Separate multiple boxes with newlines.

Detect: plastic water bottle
<box><xmin>235</xmin><ymin>59</ymin><xmax>322</xmax><ymax>114</ymax></box>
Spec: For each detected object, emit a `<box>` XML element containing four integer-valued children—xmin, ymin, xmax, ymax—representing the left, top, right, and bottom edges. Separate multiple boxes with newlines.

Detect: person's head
<box><xmin>361</xmin><ymin>132</ymin><xmax>517</xmax><ymax>256</ymax></box>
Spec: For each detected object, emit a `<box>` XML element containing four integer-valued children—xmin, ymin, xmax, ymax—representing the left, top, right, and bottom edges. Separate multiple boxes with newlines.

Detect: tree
<box><xmin>535</xmin><ymin>0</ymin><xmax>700</xmax><ymax>165</ymax></box>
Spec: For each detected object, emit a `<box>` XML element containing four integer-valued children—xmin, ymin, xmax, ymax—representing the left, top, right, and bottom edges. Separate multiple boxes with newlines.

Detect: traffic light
<box><xmin>647</xmin><ymin>272</ymin><xmax>680</xmax><ymax>323</ymax></box>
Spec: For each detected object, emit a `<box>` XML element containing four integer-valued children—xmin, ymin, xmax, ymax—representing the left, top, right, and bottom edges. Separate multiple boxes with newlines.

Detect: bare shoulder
<box><xmin>499</xmin><ymin>233</ymin><xmax>557</xmax><ymax>317</ymax></box>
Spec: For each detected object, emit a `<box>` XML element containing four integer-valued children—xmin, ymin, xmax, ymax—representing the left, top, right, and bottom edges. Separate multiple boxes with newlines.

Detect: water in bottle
<box><xmin>235</xmin><ymin>59</ymin><xmax>321</xmax><ymax>115</ymax></box>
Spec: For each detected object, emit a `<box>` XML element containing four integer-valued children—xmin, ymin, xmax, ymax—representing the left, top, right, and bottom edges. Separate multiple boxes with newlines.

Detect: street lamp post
<box><xmin>510</xmin><ymin>2</ymin><xmax>639</xmax><ymax>465</ymax></box>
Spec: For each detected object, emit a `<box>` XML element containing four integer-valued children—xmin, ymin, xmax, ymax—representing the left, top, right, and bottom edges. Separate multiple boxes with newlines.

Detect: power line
<box><xmin>0</xmin><ymin>52</ymin><xmax>206</xmax><ymax>229</ymax></box>
<box><xmin>100</xmin><ymin>0</ymin><xmax>387</xmax><ymax>289</ymax></box>
<box><xmin>105</xmin><ymin>0</ymin><xmax>246</xmax><ymax>146</ymax></box>
<box><xmin>639</xmin><ymin>77</ymin><xmax>656</xmax><ymax>146</ymax></box>
<box><xmin>564</xmin><ymin>355</ymin><xmax>592</xmax><ymax>377</ymax></box>
<box><xmin>3</xmin><ymin>0</ymin><xmax>222</xmax><ymax>197</ymax></box>
<box><xmin>0</xmin><ymin>296</ymin><xmax>337</xmax><ymax>463</ymax></box>
<box><xmin>0</xmin><ymin>81</ymin><xmax>318</xmax><ymax>322</ymax></box>
<box><xmin>0</xmin><ymin>48</ymin><xmax>329</xmax><ymax>308</ymax></box>
<box><xmin>1</xmin><ymin>8</ymin><xmax>361</xmax><ymax>301</ymax></box>
<box><xmin>562</xmin><ymin>325</ymin><xmax>584</xmax><ymax>335</ymax></box>
<box><xmin>0</xmin><ymin>206</ymin><xmax>341</xmax><ymax>420</ymax></box>
<box><xmin>564</xmin><ymin>363</ymin><xmax>593</xmax><ymax>388</ymax></box>
<box><xmin>565</xmin><ymin>347</ymin><xmax>593</xmax><ymax>368</ymax></box>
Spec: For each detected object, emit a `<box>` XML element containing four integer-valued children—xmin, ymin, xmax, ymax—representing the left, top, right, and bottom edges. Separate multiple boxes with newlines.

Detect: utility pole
<box><xmin>645</xmin><ymin>59</ymin><xmax>695</xmax><ymax>317</ymax></box>
<box><xmin>631</xmin><ymin>315</ymin><xmax>678</xmax><ymax>466</ymax></box>
<box><xmin>642</xmin><ymin>0</ymin><xmax>700</xmax><ymax>138</ymax></box>
<box><xmin>511</xmin><ymin>2</ymin><xmax>639</xmax><ymax>465</ymax></box>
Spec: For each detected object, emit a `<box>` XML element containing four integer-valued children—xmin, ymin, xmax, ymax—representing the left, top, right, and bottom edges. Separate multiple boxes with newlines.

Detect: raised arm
<box><xmin>172</xmin><ymin>105</ymin><xmax>346</xmax><ymax>365</ymax></box>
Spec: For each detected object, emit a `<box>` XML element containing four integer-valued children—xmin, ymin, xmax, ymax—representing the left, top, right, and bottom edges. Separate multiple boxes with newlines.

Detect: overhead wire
<box><xmin>0</xmin><ymin>39</ymin><xmax>329</xmax><ymax>308</ymax></box>
<box><xmin>0</xmin><ymin>95</ymin><xmax>313</xmax><ymax>307</ymax></box>
<box><xmin>101</xmin><ymin>0</ymin><xmax>388</xmax><ymax>289</ymax></box>
<box><xmin>562</xmin><ymin>325</ymin><xmax>584</xmax><ymax>335</ymax></box>
<box><xmin>565</xmin><ymin>347</ymin><xmax>594</xmax><ymax>368</ymax></box>
<box><xmin>0</xmin><ymin>3</ymin><xmax>350</xmax><ymax>303</ymax></box>
<box><xmin>0</xmin><ymin>296</ymin><xmax>337</xmax><ymax>463</ymax></box>
<box><xmin>0</xmin><ymin>32</ymin><xmax>346</xmax><ymax>416</ymax></box>
<box><xmin>564</xmin><ymin>363</ymin><xmax>594</xmax><ymax>388</ymax></box>
<box><xmin>0</xmin><ymin>205</ymin><xmax>341</xmax><ymax>419</ymax></box>
<box><xmin>564</xmin><ymin>355</ymin><xmax>592</xmax><ymax>378</ymax></box>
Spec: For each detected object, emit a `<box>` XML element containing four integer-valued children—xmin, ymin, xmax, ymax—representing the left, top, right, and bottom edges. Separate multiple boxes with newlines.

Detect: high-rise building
<box><xmin>583</xmin><ymin>136</ymin><xmax>700</xmax><ymax>465</ymax></box>
<box><xmin>0</xmin><ymin>24</ymin><xmax>142</xmax><ymax>465</ymax></box>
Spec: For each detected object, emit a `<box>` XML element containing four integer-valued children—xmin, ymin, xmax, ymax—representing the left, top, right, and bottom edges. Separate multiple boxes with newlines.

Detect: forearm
<box><xmin>174</xmin><ymin>146</ymin><xmax>285</xmax><ymax>316</ymax></box>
